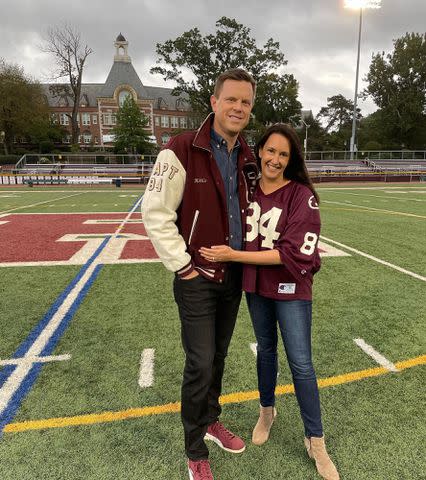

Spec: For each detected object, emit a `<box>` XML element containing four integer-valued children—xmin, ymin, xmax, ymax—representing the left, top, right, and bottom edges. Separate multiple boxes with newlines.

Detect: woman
<box><xmin>200</xmin><ymin>124</ymin><xmax>339</xmax><ymax>480</ymax></box>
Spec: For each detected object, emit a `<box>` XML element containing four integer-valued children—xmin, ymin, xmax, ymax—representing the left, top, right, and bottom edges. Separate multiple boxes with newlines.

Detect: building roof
<box><xmin>116</xmin><ymin>33</ymin><xmax>126</xmax><ymax>42</ymax></box>
<box><xmin>98</xmin><ymin>61</ymin><xmax>150</xmax><ymax>99</ymax></box>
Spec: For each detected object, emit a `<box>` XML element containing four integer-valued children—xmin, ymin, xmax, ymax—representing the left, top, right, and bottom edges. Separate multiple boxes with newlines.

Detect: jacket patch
<box><xmin>194</xmin><ymin>178</ymin><xmax>207</xmax><ymax>183</ymax></box>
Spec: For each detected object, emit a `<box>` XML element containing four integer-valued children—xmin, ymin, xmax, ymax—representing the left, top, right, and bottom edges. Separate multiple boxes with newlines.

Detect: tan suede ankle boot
<box><xmin>304</xmin><ymin>436</ymin><xmax>340</xmax><ymax>480</ymax></box>
<box><xmin>252</xmin><ymin>406</ymin><xmax>277</xmax><ymax>446</ymax></box>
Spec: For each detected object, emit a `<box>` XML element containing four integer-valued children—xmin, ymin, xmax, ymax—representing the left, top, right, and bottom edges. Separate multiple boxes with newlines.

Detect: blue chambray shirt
<box><xmin>210</xmin><ymin>129</ymin><xmax>242</xmax><ymax>250</ymax></box>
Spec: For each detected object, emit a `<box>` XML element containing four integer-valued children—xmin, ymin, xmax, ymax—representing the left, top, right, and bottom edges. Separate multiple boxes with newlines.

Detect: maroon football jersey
<box><xmin>242</xmin><ymin>181</ymin><xmax>321</xmax><ymax>300</ymax></box>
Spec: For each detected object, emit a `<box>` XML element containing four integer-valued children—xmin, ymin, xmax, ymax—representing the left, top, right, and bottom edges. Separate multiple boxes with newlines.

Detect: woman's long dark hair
<box><xmin>254</xmin><ymin>123</ymin><xmax>319</xmax><ymax>203</ymax></box>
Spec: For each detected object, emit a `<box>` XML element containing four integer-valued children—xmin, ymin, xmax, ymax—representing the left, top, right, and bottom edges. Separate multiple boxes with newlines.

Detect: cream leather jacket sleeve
<box><xmin>141</xmin><ymin>149</ymin><xmax>191</xmax><ymax>272</ymax></box>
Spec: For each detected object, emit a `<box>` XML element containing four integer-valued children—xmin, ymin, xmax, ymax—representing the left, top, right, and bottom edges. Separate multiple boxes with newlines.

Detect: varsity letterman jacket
<box><xmin>142</xmin><ymin>113</ymin><xmax>258</xmax><ymax>283</ymax></box>
<box><xmin>243</xmin><ymin>181</ymin><xmax>321</xmax><ymax>300</ymax></box>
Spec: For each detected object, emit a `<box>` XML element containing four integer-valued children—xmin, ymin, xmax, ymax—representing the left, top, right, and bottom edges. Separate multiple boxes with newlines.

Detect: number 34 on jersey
<box><xmin>245</xmin><ymin>201</ymin><xmax>318</xmax><ymax>256</ymax></box>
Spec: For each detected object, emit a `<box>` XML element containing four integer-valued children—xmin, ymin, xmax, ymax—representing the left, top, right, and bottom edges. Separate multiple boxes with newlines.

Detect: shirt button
<box><xmin>219</xmin><ymin>279</ymin><xmax>223</xmax><ymax>283</ymax></box>
<box><xmin>221</xmin><ymin>269</ymin><xmax>225</xmax><ymax>273</ymax></box>
<box><xmin>225</xmin><ymin>236</ymin><xmax>229</xmax><ymax>241</ymax></box>
<box><xmin>230</xmin><ymin>215</ymin><xmax>233</xmax><ymax>218</ymax></box>
<box><xmin>230</xmin><ymin>235</ymin><xmax>233</xmax><ymax>238</ymax></box>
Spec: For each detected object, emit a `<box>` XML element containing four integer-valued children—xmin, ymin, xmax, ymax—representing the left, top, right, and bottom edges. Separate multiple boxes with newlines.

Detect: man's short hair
<box><xmin>214</xmin><ymin>68</ymin><xmax>256</xmax><ymax>98</ymax></box>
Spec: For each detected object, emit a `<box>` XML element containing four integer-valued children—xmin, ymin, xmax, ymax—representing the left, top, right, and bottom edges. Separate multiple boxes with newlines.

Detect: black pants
<box><xmin>173</xmin><ymin>266</ymin><xmax>242</xmax><ymax>460</ymax></box>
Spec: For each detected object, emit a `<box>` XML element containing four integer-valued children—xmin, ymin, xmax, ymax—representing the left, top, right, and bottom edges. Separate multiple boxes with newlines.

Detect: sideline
<box><xmin>4</xmin><ymin>354</ymin><xmax>425</xmax><ymax>434</ymax></box>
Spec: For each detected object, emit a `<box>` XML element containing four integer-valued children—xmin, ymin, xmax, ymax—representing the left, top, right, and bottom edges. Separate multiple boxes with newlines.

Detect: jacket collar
<box><xmin>192</xmin><ymin>112</ymin><xmax>251</xmax><ymax>156</ymax></box>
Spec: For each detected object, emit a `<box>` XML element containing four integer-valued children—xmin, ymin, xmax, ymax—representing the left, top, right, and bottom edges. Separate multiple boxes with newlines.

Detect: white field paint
<box><xmin>0</xmin><ymin>192</ymin><xmax>86</xmax><ymax>215</ymax></box>
<box><xmin>321</xmin><ymin>235</ymin><xmax>426</xmax><ymax>282</ymax></box>
<box><xmin>3</xmin><ymin>212</ymin><xmax>128</xmax><ymax>215</ymax></box>
<box><xmin>250</xmin><ymin>343</ymin><xmax>257</xmax><ymax>357</ymax></box>
<box><xmin>0</xmin><ymin>258</ymin><xmax>161</xmax><ymax>268</ymax></box>
<box><xmin>57</xmin><ymin>233</ymin><xmax>149</xmax><ymax>264</ymax></box>
<box><xmin>138</xmin><ymin>349</ymin><xmax>155</xmax><ymax>388</ymax></box>
<box><xmin>317</xmin><ymin>186</ymin><xmax>426</xmax><ymax>191</ymax></box>
<box><xmin>323</xmin><ymin>200</ymin><xmax>426</xmax><ymax>219</ymax></box>
<box><xmin>83</xmin><ymin>219</ymin><xmax>143</xmax><ymax>224</ymax></box>
<box><xmin>318</xmin><ymin>241</ymin><xmax>351</xmax><ymax>257</ymax></box>
<box><xmin>0</xmin><ymin>196</ymin><xmax>144</xmax><ymax>417</ymax></box>
<box><xmin>329</xmin><ymin>191</ymin><xmax>426</xmax><ymax>203</ymax></box>
<box><xmin>0</xmin><ymin>354</ymin><xmax>71</xmax><ymax>367</ymax></box>
<box><xmin>354</xmin><ymin>339</ymin><xmax>399</xmax><ymax>372</ymax></box>
<box><xmin>0</xmin><ymin>221</ymin><xmax>9</xmax><ymax>226</ymax></box>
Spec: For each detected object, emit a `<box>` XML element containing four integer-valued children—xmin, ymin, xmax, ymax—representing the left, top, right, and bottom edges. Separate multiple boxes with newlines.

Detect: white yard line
<box><xmin>323</xmin><ymin>200</ymin><xmax>426</xmax><ymax>219</ymax></box>
<box><xmin>0</xmin><ymin>354</ymin><xmax>71</xmax><ymax>366</ymax></box>
<box><xmin>250</xmin><ymin>343</ymin><xmax>258</xmax><ymax>357</ymax></box>
<box><xmin>138</xmin><ymin>349</ymin><xmax>155</xmax><ymax>388</ymax></box>
<box><xmin>0</xmin><ymin>192</ymin><xmax>86</xmax><ymax>215</ymax></box>
<box><xmin>327</xmin><ymin>191</ymin><xmax>426</xmax><ymax>203</ymax></box>
<box><xmin>353</xmin><ymin>339</ymin><xmax>399</xmax><ymax>372</ymax></box>
<box><xmin>321</xmin><ymin>235</ymin><xmax>426</xmax><ymax>282</ymax></box>
<box><xmin>0</xmin><ymin>196</ymin><xmax>144</xmax><ymax>416</ymax></box>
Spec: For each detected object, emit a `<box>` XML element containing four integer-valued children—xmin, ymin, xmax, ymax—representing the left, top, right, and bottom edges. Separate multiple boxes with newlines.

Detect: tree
<box><xmin>151</xmin><ymin>17</ymin><xmax>301</xmax><ymax>124</ymax></box>
<box><xmin>253</xmin><ymin>72</ymin><xmax>301</xmax><ymax>125</ymax></box>
<box><xmin>42</xmin><ymin>24</ymin><xmax>93</xmax><ymax>146</ymax></box>
<box><xmin>0</xmin><ymin>59</ymin><xmax>52</xmax><ymax>154</ymax></box>
<box><xmin>112</xmin><ymin>96</ymin><xmax>152</xmax><ymax>154</ymax></box>
<box><xmin>316</xmin><ymin>94</ymin><xmax>361</xmax><ymax>133</ymax></box>
<box><xmin>364</xmin><ymin>32</ymin><xmax>426</xmax><ymax>149</ymax></box>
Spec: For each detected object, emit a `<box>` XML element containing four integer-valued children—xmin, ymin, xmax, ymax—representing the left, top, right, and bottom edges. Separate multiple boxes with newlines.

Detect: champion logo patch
<box><xmin>278</xmin><ymin>283</ymin><xmax>296</xmax><ymax>294</ymax></box>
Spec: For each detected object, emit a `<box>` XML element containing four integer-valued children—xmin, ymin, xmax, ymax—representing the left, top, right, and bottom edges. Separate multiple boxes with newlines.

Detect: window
<box><xmin>92</xmin><ymin>115</ymin><xmax>98</xmax><ymax>125</ymax></box>
<box><xmin>60</xmin><ymin>113</ymin><xmax>69</xmax><ymax>126</ymax></box>
<box><xmin>119</xmin><ymin>90</ymin><xmax>131</xmax><ymax>106</ymax></box>
<box><xmin>154</xmin><ymin>116</ymin><xmax>160</xmax><ymax>127</ymax></box>
<box><xmin>83</xmin><ymin>132</ymin><xmax>92</xmax><ymax>144</ymax></box>
<box><xmin>161</xmin><ymin>132</ymin><xmax>171</xmax><ymax>144</ymax></box>
<box><xmin>82</xmin><ymin>113</ymin><xmax>91</xmax><ymax>126</ymax></box>
<box><xmin>161</xmin><ymin>116</ymin><xmax>169</xmax><ymax>128</ymax></box>
<box><xmin>103</xmin><ymin>113</ymin><xmax>117</xmax><ymax>126</ymax></box>
<box><xmin>179</xmin><ymin>117</ymin><xmax>187</xmax><ymax>129</ymax></box>
<box><xmin>171</xmin><ymin>116</ymin><xmax>179</xmax><ymax>128</ymax></box>
<box><xmin>63</xmin><ymin>134</ymin><xmax>71</xmax><ymax>144</ymax></box>
<box><xmin>50</xmin><ymin>113</ymin><xmax>58</xmax><ymax>124</ymax></box>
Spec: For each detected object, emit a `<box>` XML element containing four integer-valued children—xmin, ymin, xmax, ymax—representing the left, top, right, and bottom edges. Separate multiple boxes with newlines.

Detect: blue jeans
<box><xmin>246</xmin><ymin>293</ymin><xmax>323</xmax><ymax>437</ymax></box>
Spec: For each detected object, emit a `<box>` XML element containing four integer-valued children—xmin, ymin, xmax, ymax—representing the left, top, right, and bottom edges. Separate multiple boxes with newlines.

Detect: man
<box><xmin>142</xmin><ymin>68</ymin><xmax>257</xmax><ymax>480</ymax></box>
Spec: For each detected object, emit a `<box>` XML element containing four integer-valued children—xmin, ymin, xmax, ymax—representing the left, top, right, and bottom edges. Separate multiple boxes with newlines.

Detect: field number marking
<box><xmin>139</xmin><ymin>349</ymin><xmax>155</xmax><ymax>388</ymax></box>
<box><xmin>353</xmin><ymin>339</ymin><xmax>399</xmax><ymax>372</ymax></box>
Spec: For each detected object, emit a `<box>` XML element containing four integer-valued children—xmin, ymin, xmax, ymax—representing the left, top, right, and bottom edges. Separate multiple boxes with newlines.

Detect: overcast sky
<box><xmin>1</xmin><ymin>0</ymin><xmax>425</xmax><ymax>116</ymax></box>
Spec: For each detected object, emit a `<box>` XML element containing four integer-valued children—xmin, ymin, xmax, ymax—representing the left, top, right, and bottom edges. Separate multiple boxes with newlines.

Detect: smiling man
<box><xmin>142</xmin><ymin>69</ymin><xmax>258</xmax><ymax>480</ymax></box>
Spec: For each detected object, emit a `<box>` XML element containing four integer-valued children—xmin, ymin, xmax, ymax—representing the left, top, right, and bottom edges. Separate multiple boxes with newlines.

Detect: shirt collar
<box><xmin>210</xmin><ymin>128</ymin><xmax>240</xmax><ymax>150</ymax></box>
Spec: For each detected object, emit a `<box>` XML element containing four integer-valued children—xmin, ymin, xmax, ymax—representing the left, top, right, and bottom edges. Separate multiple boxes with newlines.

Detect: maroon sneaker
<box><xmin>204</xmin><ymin>421</ymin><xmax>246</xmax><ymax>453</ymax></box>
<box><xmin>187</xmin><ymin>459</ymin><xmax>214</xmax><ymax>480</ymax></box>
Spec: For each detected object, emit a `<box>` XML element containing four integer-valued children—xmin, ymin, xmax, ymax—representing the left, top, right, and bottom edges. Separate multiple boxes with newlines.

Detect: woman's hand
<box><xmin>199</xmin><ymin>245</ymin><xmax>236</xmax><ymax>262</ymax></box>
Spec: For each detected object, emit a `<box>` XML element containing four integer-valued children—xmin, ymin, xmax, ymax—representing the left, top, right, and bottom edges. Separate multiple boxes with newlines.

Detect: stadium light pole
<box><xmin>344</xmin><ymin>0</ymin><xmax>381</xmax><ymax>160</ymax></box>
<box><xmin>301</xmin><ymin>119</ymin><xmax>310</xmax><ymax>159</ymax></box>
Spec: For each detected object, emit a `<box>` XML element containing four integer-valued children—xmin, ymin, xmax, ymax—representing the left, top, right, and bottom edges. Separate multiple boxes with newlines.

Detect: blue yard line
<box><xmin>0</xmin><ymin>264</ymin><xmax>103</xmax><ymax>434</ymax></box>
<box><xmin>9</xmin><ymin>236</ymin><xmax>110</xmax><ymax>361</ymax></box>
<box><xmin>130</xmin><ymin>195</ymin><xmax>143</xmax><ymax>212</ymax></box>
<box><xmin>0</xmin><ymin>194</ymin><xmax>144</xmax><ymax>435</ymax></box>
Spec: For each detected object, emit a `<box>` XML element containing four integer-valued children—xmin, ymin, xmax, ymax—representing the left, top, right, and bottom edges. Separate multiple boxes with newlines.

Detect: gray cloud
<box><xmin>1</xmin><ymin>0</ymin><xmax>424</xmax><ymax>116</ymax></box>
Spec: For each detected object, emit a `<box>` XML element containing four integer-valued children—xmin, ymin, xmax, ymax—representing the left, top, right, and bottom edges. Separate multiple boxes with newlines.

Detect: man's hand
<box><xmin>181</xmin><ymin>270</ymin><xmax>199</xmax><ymax>280</ymax></box>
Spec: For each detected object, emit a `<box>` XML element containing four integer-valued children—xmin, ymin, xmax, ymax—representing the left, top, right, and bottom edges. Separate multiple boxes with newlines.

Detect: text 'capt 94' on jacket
<box><xmin>141</xmin><ymin>113</ymin><xmax>258</xmax><ymax>283</ymax></box>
